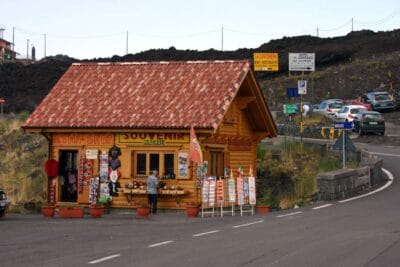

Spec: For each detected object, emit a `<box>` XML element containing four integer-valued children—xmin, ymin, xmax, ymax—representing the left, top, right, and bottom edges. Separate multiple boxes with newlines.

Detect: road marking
<box><xmin>88</xmin><ymin>254</ymin><xmax>120</xmax><ymax>264</ymax></box>
<box><xmin>312</xmin><ymin>204</ymin><xmax>333</xmax><ymax>210</ymax></box>
<box><xmin>192</xmin><ymin>230</ymin><xmax>220</xmax><ymax>237</ymax></box>
<box><xmin>148</xmin><ymin>240</ymin><xmax>174</xmax><ymax>248</ymax></box>
<box><xmin>232</xmin><ymin>220</ymin><xmax>264</xmax><ymax>228</ymax></box>
<box><xmin>276</xmin><ymin>211</ymin><xmax>302</xmax><ymax>218</ymax></box>
<box><xmin>339</xmin><ymin>168</ymin><xmax>394</xmax><ymax>203</ymax></box>
<box><xmin>369</xmin><ymin>152</ymin><xmax>400</xmax><ymax>157</ymax></box>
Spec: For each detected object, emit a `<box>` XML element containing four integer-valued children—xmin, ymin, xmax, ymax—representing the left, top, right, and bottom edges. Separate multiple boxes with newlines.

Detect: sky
<box><xmin>1</xmin><ymin>0</ymin><xmax>399</xmax><ymax>60</ymax></box>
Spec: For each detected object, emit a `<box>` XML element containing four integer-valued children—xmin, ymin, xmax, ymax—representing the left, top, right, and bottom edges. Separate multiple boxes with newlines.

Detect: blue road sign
<box><xmin>286</xmin><ymin>87</ymin><xmax>299</xmax><ymax>98</ymax></box>
<box><xmin>333</xmin><ymin>121</ymin><xmax>353</xmax><ymax>129</ymax></box>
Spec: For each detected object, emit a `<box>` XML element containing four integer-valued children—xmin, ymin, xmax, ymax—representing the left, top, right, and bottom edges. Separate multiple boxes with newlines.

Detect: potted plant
<box><xmin>58</xmin><ymin>204</ymin><xmax>84</xmax><ymax>218</ymax></box>
<box><xmin>135</xmin><ymin>202</ymin><xmax>150</xmax><ymax>217</ymax></box>
<box><xmin>41</xmin><ymin>203</ymin><xmax>56</xmax><ymax>218</ymax></box>
<box><xmin>89</xmin><ymin>203</ymin><xmax>104</xmax><ymax>218</ymax></box>
<box><xmin>185</xmin><ymin>202</ymin><xmax>200</xmax><ymax>218</ymax></box>
<box><xmin>256</xmin><ymin>189</ymin><xmax>271</xmax><ymax>214</ymax></box>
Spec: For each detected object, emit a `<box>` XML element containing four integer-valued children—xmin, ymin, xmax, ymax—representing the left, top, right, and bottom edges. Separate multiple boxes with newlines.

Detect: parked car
<box><xmin>343</xmin><ymin>99</ymin><xmax>371</xmax><ymax>111</ymax></box>
<box><xmin>363</xmin><ymin>91</ymin><xmax>395</xmax><ymax>112</ymax></box>
<box><xmin>334</xmin><ymin>105</ymin><xmax>368</xmax><ymax>122</ymax></box>
<box><xmin>314</xmin><ymin>99</ymin><xmax>343</xmax><ymax>116</ymax></box>
<box><xmin>353</xmin><ymin>110</ymin><xmax>385</xmax><ymax>135</ymax></box>
<box><xmin>395</xmin><ymin>89</ymin><xmax>400</xmax><ymax>110</ymax></box>
<box><xmin>0</xmin><ymin>189</ymin><xmax>10</xmax><ymax>218</ymax></box>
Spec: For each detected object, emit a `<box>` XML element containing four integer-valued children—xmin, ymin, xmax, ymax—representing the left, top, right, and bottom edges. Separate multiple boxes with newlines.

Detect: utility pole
<box><xmin>126</xmin><ymin>31</ymin><xmax>129</xmax><ymax>55</ymax></box>
<box><xmin>351</xmin><ymin>18</ymin><xmax>354</xmax><ymax>32</ymax></box>
<box><xmin>44</xmin><ymin>34</ymin><xmax>46</xmax><ymax>58</ymax></box>
<box><xmin>26</xmin><ymin>39</ymin><xmax>29</xmax><ymax>60</ymax></box>
<box><xmin>12</xmin><ymin>27</ymin><xmax>15</xmax><ymax>58</ymax></box>
<box><xmin>316</xmin><ymin>27</ymin><xmax>319</xmax><ymax>37</ymax></box>
<box><xmin>221</xmin><ymin>26</ymin><xmax>224</xmax><ymax>51</ymax></box>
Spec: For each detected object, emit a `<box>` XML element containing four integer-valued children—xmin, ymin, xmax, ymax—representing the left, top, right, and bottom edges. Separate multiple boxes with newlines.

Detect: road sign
<box><xmin>286</xmin><ymin>87</ymin><xmax>299</xmax><ymax>98</ymax></box>
<box><xmin>289</xmin><ymin>53</ymin><xmax>315</xmax><ymax>71</ymax></box>
<box><xmin>284</xmin><ymin>104</ymin><xmax>297</xmax><ymax>114</ymax></box>
<box><xmin>298</xmin><ymin>80</ymin><xmax>307</xmax><ymax>95</ymax></box>
<box><xmin>0</xmin><ymin>98</ymin><xmax>5</xmax><ymax>104</ymax></box>
<box><xmin>333</xmin><ymin>121</ymin><xmax>353</xmax><ymax>129</ymax></box>
<box><xmin>253</xmin><ymin>53</ymin><xmax>279</xmax><ymax>71</ymax></box>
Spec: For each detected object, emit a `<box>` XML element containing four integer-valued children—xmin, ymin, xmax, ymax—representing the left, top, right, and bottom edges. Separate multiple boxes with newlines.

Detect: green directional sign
<box><xmin>284</xmin><ymin>104</ymin><xmax>296</xmax><ymax>114</ymax></box>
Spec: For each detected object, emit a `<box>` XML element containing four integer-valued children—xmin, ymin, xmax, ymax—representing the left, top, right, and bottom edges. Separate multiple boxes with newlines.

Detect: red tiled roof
<box><xmin>24</xmin><ymin>60</ymin><xmax>252</xmax><ymax>129</ymax></box>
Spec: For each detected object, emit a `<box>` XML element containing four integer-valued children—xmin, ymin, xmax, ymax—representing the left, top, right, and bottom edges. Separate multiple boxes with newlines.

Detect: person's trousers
<box><xmin>147</xmin><ymin>194</ymin><xmax>157</xmax><ymax>214</ymax></box>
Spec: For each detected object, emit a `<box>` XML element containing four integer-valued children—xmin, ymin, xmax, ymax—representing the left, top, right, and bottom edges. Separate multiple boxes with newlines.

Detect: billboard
<box><xmin>289</xmin><ymin>53</ymin><xmax>315</xmax><ymax>71</ymax></box>
<box><xmin>253</xmin><ymin>53</ymin><xmax>279</xmax><ymax>71</ymax></box>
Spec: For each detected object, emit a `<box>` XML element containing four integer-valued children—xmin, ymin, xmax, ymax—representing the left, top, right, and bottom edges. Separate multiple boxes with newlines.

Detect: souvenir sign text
<box><xmin>118</xmin><ymin>133</ymin><xmax>189</xmax><ymax>145</ymax></box>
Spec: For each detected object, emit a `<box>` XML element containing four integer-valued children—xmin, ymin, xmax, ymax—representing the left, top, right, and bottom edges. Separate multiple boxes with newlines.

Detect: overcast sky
<box><xmin>1</xmin><ymin>0</ymin><xmax>399</xmax><ymax>59</ymax></box>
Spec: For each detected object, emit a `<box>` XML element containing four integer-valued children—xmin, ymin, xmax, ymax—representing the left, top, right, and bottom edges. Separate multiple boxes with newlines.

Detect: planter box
<box><xmin>59</xmin><ymin>207</ymin><xmax>84</xmax><ymax>218</ymax></box>
<box><xmin>136</xmin><ymin>206</ymin><xmax>150</xmax><ymax>217</ymax></box>
<box><xmin>185</xmin><ymin>204</ymin><xmax>200</xmax><ymax>218</ymax></box>
<box><xmin>41</xmin><ymin>205</ymin><xmax>56</xmax><ymax>218</ymax></box>
<box><xmin>256</xmin><ymin>205</ymin><xmax>270</xmax><ymax>214</ymax></box>
<box><xmin>90</xmin><ymin>205</ymin><xmax>104</xmax><ymax>218</ymax></box>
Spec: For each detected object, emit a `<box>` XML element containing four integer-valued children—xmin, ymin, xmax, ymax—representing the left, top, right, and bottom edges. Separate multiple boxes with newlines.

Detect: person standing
<box><xmin>146</xmin><ymin>170</ymin><xmax>158</xmax><ymax>214</ymax></box>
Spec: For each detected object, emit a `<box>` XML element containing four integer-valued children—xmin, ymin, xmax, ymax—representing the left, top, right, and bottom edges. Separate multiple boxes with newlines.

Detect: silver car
<box><xmin>314</xmin><ymin>100</ymin><xmax>343</xmax><ymax>116</ymax></box>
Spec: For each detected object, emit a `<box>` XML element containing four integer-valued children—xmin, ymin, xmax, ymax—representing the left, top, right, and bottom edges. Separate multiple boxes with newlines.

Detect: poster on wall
<box><xmin>86</xmin><ymin>149</ymin><xmax>98</xmax><ymax>160</ymax></box>
<box><xmin>99</xmin><ymin>151</ymin><xmax>108</xmax><ymax>182</ymax></box>
<box><xmin>89</xmin><ymin>177</ymin><xmax>99</xmax><ymax>205</ymax></box>
<box><xmin>216</xmin><ymin>180</ymin><xmax>224</xmax><ymax>204</ymax></box>
<box><xmin>208</xmin><ymin>177</ymin><xmax>216</xmax><ymax>207</ymax></box>
<box><xmin>178</xmin><ymin>152</ymin><xmax>188</xmax><ymax>178</ymax></box>
<box><xmin>248</xmin><ymin>176</ymin><xmax>256</xmax><ymax>205</ymax></box>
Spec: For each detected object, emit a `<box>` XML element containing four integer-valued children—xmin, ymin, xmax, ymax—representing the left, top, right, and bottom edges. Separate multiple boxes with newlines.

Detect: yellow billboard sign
<box><xmin>253</xmin><ymin>53</ymin><xmax>279</xmax><ymax>71</ymax></box>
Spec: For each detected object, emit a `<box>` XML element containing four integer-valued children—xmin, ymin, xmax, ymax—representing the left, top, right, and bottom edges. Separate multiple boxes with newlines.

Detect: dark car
<box><xmin>353</xmin><ymin>110</ymin><xmax>385</xmax><ymax>136</ymax></box>
<box><xmin>363</xmin><ymin>91</ymin><xmax>395</xmax><ymax>112</ymax></box>
<box><xmin>0</xmin><ymin>189</ymin><xmax>10</xmax><ymax>218</ymax></box>
<box><xmin>395</xmin><ymin>89</ymin><xmax>400</xmax><ymax>110</ymax></box>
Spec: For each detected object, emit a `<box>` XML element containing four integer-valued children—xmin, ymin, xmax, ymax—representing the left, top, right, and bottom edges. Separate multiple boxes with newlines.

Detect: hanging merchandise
<box><xmin>78</xmin><ymin>154</ymin><xmax>85</xmax><ymax>194</ymax></box>
<box><xmin>44</xmin><ymin>159</ymin><xmax>59</xmax><ymax>177</ymax></box>
<box><xmin>99</xmin><ymin>182</ymin><xmax>111</xmax><ymax>203</ymax></box>
<box><xmin>89</xmin><ymin>177</ymin><xmax>100</xmax><ymax>205</ymax></box>
<box><xmin>83</xmin><ymin>159</ymin><xmax>94</xmax><ymax>184</ymax></box>
<box><xmin>99</xmin><ymin>151</ymin><xmax>108</xmax><ymax>182</ymax></box>
<box><xmin>108</xmin><ymin>145</ymin><xmax>122</xmax><ymax>196</ymax></box>
<box><xmin>196</xmin><ymin>165</ymin><xmax>203</xmax><ymax>188</ymax></box>
<box><xmin>248</xmin><ymin>176</ymin><xmax>256</xmax><ymax>205</ymax></box>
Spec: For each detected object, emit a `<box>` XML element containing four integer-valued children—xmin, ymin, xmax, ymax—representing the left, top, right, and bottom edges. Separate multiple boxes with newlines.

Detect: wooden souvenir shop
<box><xmin>23</xmin><ymin>60</ymin><xmax>277</xmax><ymax>209</ymax></box>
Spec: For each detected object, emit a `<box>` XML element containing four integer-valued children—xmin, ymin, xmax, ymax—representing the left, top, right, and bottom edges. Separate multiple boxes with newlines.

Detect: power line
<box><xmin>354</xmin><ymin>9</ymin><xmax>400</xmax><ymax>26</ymax></box>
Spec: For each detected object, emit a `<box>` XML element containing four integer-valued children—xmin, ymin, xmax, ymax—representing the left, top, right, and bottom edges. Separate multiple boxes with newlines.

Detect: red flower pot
<box><xmin>185</xmin><ymin>204</ymin><xmax>200</xmax><ymax>218</ymax></box>
<box><xmin>256</xmin><ymin>205</ymin><xmax>270</xmax><ymax>214</ymax></box>
<box><xmin>59</xmin><ymin>207</ymin><xmax>84</xmax><ymax>218</ymax></box>
<box><xmin>41</xmin><ymin>205</ymin><xmax>56</xmax><ymax>218</ymax></box>
<box><xmin>90</xmin><ymin>205</ymin><xmax>104</xmax><ymax>218</ymax></box>
<box><xmin>136</xmin><ymin>206</ymin><xmax>150</xmax><ymax>217</ymax></box>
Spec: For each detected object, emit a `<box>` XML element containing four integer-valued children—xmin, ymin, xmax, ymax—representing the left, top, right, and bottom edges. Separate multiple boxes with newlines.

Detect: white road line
<box><xmin>147</xmin><ymin>240</ymin><xmax>174</xmax><ymax>248</ymax></box>
<box><xmin>312</xmin><ymin>204</ymin><xmax>333</xmax><ymax>210</ymax></box>
<box><xmin>339</xmin><ymin>168</ymin><xmax>394</xmax><ymax>203</ymax></box>
<box><xmin>88</xmin><ymin>254</ymin><xmax>120</xmax><ymax>264</ymax></box>
<box><xmin>276</xmin><ymin>211</ymin><xmax>302</xmax><ymax>218</ymax></box>
<box><xmin>192</xmin><ymin>230</ymin><xmax>220</xmax><ymax>237</ymax></box>
<box><xmin>232</xmin><ymin>220</ymin><xmax>264</xmax><ymax>228</ymax></box>
<box><xmin>369</xmin><ymin>152</ymin><xmax>400</xmax><ymax>157</ymax></box>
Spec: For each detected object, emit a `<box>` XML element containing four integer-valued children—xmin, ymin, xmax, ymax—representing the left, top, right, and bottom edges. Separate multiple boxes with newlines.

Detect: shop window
<box><xmin>137</xmin><ymin>153</ymin><xmax>146</xmax><ymax>175</ymax></box>
<box><xmin>164</xmin><ymin>153</ymin><xmax>175</xmax><ymax>179</ymax></box>
<box><xmin>150</xmin><ymin>153</ymin><xmax>159</xmax><ymax>174</ymax></box>
<box><xmin>133</xmin><ymin>151</ymin><xmax>176</xmax><ymax>179</ymax></box>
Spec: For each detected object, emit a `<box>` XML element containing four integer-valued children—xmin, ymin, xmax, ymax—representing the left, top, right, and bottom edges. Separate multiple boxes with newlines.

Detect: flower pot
<box><xmin>256</xmin><ymin>205</ymin><xmax>270</xmax><ymax>214</ymax></box>
<box><xmin>136</xmin><ymin>206</ymin><xmax>150</xmax><ymax>217</ymax></box>
<box><xmin>185</xmin><ymin>204</ymin><xmax>200</xmax><ymax>218</ymax></box>
<box><xmin>90</xmin><ymin>205</ymin><xmax>104</xmax><ymax>218</ymax></box>
<box><xmin>41</xmin><ymin>205</ymin><xmax>56</xmax><ymax>218</ymax></box>
<box><xmin>59</xmin><ymin>207</ymin><xmax>84</xmax><ymax>218</ymax></box>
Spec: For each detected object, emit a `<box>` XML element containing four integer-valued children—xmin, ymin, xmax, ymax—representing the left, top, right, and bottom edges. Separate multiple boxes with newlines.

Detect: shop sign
<box><xmin>86</xmin><ymin>149</ymin><xmax>98</xmax><ymax>159</ymax></box>
<box><xmin>117</xmin><ymin>133</ymin><xmax>189</xmax><ymax>145</ymax></box>
<box><xmin>53</xmin><ymin>133</ymin><xmax>114</xmax><ymax>146</ymax></box>
<box><xmin>253</xmin><ymin>53</ymin><xmax>279</xmax><ymax>71</ymax></box>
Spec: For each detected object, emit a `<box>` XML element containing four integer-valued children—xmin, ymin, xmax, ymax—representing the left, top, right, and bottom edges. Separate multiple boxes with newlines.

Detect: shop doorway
<box><xmin>58</xmin><ymin>150</ymin><xmax>78</xmax><ymax>202</ymax></box>
<box><xmin>209</xmin><ymin>150</ymin><xmax>224</xmax><ymax>177</ymax></box>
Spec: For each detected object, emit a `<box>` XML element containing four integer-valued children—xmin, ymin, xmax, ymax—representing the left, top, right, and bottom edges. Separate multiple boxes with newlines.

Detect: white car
<box><xmin>314</xmin><ymin>100</ymin><xmax>343</xmax><ymax>116</ymax></box>
<box><xmin>334</xmin><ymin>105</ymin><xmax>367</xmax><ymax>122</ymax></box>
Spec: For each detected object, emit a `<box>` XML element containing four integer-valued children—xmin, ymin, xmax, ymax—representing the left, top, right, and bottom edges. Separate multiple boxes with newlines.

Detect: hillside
<box><xmin>0</xmin><ymin>29</ymin><xmax>400</xmax><ymax>112</ymax></box>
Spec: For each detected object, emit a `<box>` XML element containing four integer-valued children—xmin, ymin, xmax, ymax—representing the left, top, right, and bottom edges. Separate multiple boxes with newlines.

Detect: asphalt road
<box><xmin>1</xmin><ymin>143</ymin><xmax>399</xmax><ymax>267</ymax></box>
